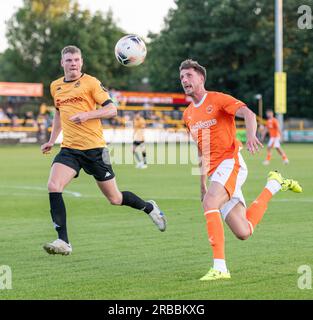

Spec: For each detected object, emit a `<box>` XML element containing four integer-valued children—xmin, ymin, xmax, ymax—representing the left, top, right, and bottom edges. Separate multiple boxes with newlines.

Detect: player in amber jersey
<box><xmin>133</xmin><ymin>112</ymin><xmax>147</xmax><ymax>169</ymax></box>
<box><xmin>41</xmin><ymin>46</ymin><xmax>166</xmax><ymax>255</ymax></box>
<box><xmin>180</xmin><ymin>59</ymin><xmax>302</xmax><ymax>281</ymax></box>
<box><xmin>261</xmin><ymin>109</ymin><xmax>289</xmax><ymax>165</ymax></box>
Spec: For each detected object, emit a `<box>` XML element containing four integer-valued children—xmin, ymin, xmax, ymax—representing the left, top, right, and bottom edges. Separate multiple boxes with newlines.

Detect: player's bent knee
<box><xmin>47</xmin><ymin>180</ymin><xmax>64</xmax><ymax>193</ymax></box>
<box><xmin>108</xmin><ymin>196</ymin><xmax>123</xmax><ymax>206</ymax></box>
<box><xmin>236</xmin><ymin>231</ymin><xmax>250</xmax><ymax>241</ymax></box>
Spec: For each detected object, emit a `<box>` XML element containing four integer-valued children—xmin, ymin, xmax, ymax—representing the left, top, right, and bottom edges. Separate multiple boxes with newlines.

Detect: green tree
<box><xmin>283</xmin><ymin>0</ymin><xmax>313</xmax><ymax>118</ymax></box>
<box><xmin>0</xmin><ymin>0</ymin><xmax>141</xmax><ymax>102</ymax></box>
<box><xmin>147</xmin><ymin>0</ymin><xmax>313</xmax><ymax>118</ymax></box>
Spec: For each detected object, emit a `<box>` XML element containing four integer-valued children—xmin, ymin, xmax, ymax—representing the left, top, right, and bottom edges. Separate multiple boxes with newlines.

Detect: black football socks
<box><xmin>121</xmin><ymin>191</ymin><xmax>153</xmax><ymax>214</ymax></box>
<box><xmin>142</xmin><ymin>151</ymin><xmax>147</xmax><ymax>165</ymax></box>
<box><xmin>49</xmin><ymin>192</ymin><xmax>69</xmax><ymax>243</ymax></box>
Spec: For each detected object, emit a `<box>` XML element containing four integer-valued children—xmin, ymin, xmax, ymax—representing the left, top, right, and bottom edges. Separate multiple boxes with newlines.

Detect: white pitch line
<box><xmin>78</xmin><ymin>194</ymin><xmax>313</xmax><ymax>203</ymax></box>
<box><xmin>0</xmin><ymin>186</ymin><xmax>312</xmax><ymax>203</ymax></box>
<box><xmin>0</xmin><ymin>192</ymin><xmax>46</xmax><ymax>197</ymax></box>
<box><xmin>0</xmin><ymin>186</ymin><xmax>82</xmax><ymax>197</ymax></box>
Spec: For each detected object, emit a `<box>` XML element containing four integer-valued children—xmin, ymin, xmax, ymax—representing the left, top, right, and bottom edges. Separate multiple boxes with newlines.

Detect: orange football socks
<box><xmin>246</xmin><ymin>188</ymin><xmax>273</xmax><ymax>234</ymax></box>
<box><xmin>282</xmin><ymin>153</ymin><xmax>288</xmax><ymax>161</ymax></box>
<box><xmin>204</xmin><ymin>209</ymin><xmax>225</xmax><ymax>259</ymax></box>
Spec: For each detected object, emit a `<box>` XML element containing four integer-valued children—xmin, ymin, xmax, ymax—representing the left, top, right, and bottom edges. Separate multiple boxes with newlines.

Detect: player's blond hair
<box><xmin>61</xmin><ymin>45</ymin><xmax>82</xmax><ymax>57</ymax></box>
<box><xmin>179</xmin><ymin>59</ymin><xmax>206</xmax><ymax>81</ymax></box>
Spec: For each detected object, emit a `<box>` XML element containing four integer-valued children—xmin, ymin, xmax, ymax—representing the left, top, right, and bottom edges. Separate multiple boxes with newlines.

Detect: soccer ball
<box><xmin>114</xmin><ymin>35</ymin><xmax>147</xmax><ymax>67</ymax></box>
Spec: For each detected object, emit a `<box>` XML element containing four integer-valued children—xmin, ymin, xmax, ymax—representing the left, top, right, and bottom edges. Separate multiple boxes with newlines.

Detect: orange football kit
<box><xmin>265</xmin><ymin>117</ymin><xmax>288</xmax><ymax>162</ymax></box>
<box><xmin>184</xmin><ymin>91</ymin><xmax>278</xmax><ymax>261</ymax></box>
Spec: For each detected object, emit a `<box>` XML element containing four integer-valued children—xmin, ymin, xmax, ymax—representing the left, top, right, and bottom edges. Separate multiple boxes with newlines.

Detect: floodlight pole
<box><xmin>275</xmin><ymin>0</ymin><xmax>284</xmax><ymax>131</ymax></box>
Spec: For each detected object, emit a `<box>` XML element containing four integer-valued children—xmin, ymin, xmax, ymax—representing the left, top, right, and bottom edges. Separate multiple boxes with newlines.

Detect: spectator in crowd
<box><xmin>172</xmin><ymin>107</ymin><xmax>182</xmax><ymax>120</ymax></box>
<box><xmin>23</xmin><ymin>111</ymin><xmax>37</xmax><ymax>127</ymax></box>
<box><xmin>0</xmin><ymin>107</ymin><xmax>9</xmax><ymax>126</ymax></box>
<box><xmin>5</xmin><ymin>107</ymin><xmax>18</xmax><ymax>127</ymax></box>
<box><xmin>36</xmin><ymin>113</ymin><xmax>50</xmax><ymax>143</ymax></box>
<box><xmin>124</xmin><ymin>113</ymin><xmax>132</xmax><ymax>128</ymax></box>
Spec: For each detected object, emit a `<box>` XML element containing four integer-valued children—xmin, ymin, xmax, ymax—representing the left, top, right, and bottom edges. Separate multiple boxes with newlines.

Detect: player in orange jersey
<box><xmin>133</xmin><ymin>111</ymin><xmax>147</xmax><ymax>169</ymax></box>
<box><xmin>180</xmin><ymin>59</ymin><xmax>302</xmax><ymax>280</ymax></box>
<box><xmin>261</xmin><ymin>109</ymin><xmax>289</xmax><ymax>165</ymax></box>
<box><xmin>41</xmin><ymin>46</ymin><xmax>166</xmax><ymax>255</ymax></box>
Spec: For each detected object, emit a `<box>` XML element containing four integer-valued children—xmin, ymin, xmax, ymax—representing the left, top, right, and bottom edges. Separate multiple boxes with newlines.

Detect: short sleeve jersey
<box><xmin>133</xmin><ymin>117</ymin><xmax>146</xmax><ymax>141</ymax></box>
<box><xmin>266</xmin><ymin>118</ymin><xmax>280</xmax><ymax>138</ymax></box>
<box><xmin>50</xmin><ymin>73</ymin><xmax>112</xmax><ymax>150</ymax></box>
<box><xmin>183</xmin><ymin>91</ymin><xmax>246</xmax><ymax>176</ymax></box>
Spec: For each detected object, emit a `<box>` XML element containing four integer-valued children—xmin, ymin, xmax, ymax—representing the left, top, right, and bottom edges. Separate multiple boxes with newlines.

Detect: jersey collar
<box><xmin>193</xmin><ymin>92</ymin><xmax>208</xmax><ymax>108</ymax></box>
<box><xmin>63</xmin><ymin>73</ymin><xmax>85</xmax><ymax>83</ymax></box>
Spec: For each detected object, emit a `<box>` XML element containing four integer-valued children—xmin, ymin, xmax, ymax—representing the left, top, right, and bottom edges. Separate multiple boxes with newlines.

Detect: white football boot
<box><xmin>147</xmin><ymin>200</ymin><xmax>167</xmax><ymax>232</ymax></box>
<box><xmin>136</xmin><ymin>161</ymin><xmax>143</xmax><ymax>168</ymax></box>
<box><xmin>43</xmin><ymin>239</ymin><xmax>72</xmax><ymax>255</ymax></box>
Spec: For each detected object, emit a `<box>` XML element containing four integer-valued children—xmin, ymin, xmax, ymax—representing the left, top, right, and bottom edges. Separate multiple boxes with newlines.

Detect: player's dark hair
<box><xmin>61</xmin><ymin>45</ymin><xmax>82</xmax><ymax>57</ymax></box>
<box><xmin>179</xmin><ymin>59</ymin><xmax>207</xmax><ymax>81</ymax></box>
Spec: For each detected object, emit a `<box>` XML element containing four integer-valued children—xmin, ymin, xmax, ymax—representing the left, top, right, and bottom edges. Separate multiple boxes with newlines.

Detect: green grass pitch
<box><xmin>0</xmin><ymin>143</ymin><xmax>312</xmax><ymax>299</ymax></box>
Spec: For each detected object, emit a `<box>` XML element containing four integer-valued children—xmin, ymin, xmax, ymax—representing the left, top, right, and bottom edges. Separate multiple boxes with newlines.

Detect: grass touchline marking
<box><xmin>0</xmin><ymin>186</ymin><xmax>312</xmax><ymax>202</ymax></box>
<box><xmin>1</xmin><ymin>185</ymin><xmax>82</xmax><ymax>197</ymax></box>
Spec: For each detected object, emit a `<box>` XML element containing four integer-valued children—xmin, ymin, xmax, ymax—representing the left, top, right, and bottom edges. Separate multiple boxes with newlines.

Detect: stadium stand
<box><xmin>1</xmin><ymin>91</ymin><xmax>312</xmax><ymax>144</ymax></box>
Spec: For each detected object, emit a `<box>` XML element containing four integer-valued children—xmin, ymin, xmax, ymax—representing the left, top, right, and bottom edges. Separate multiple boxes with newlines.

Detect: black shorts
<box><xmin>52</xmin><ymin>147</ymin><xmax>115</xmax><ymax>181</ymax></box>
<box><xmin>133</xmin><ymin>141</ymin><xmax>144</xmax><ymax>146</ymax></box>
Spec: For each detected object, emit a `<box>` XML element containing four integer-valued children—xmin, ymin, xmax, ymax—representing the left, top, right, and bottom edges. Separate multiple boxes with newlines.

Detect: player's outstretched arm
<box><xmin>236</xmin><ymin>106</ymin><xmax>263</xmax><ymax>155</ymax></box>
<box><xmin>41</xmin><ymin>110</ymin><xmax>62</xmax><ymax>154</ymax></box>
<box><xmin>69</xmin><ymin>103</ymin><xmax>117</xmax><ymax>125</ymax></box>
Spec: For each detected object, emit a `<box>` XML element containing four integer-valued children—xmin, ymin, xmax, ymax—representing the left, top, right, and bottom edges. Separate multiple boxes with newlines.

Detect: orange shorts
<box><xmin>210</xmin><ymin>152</ymin><xmax>248</xmax><ymax>220</ymax></box>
